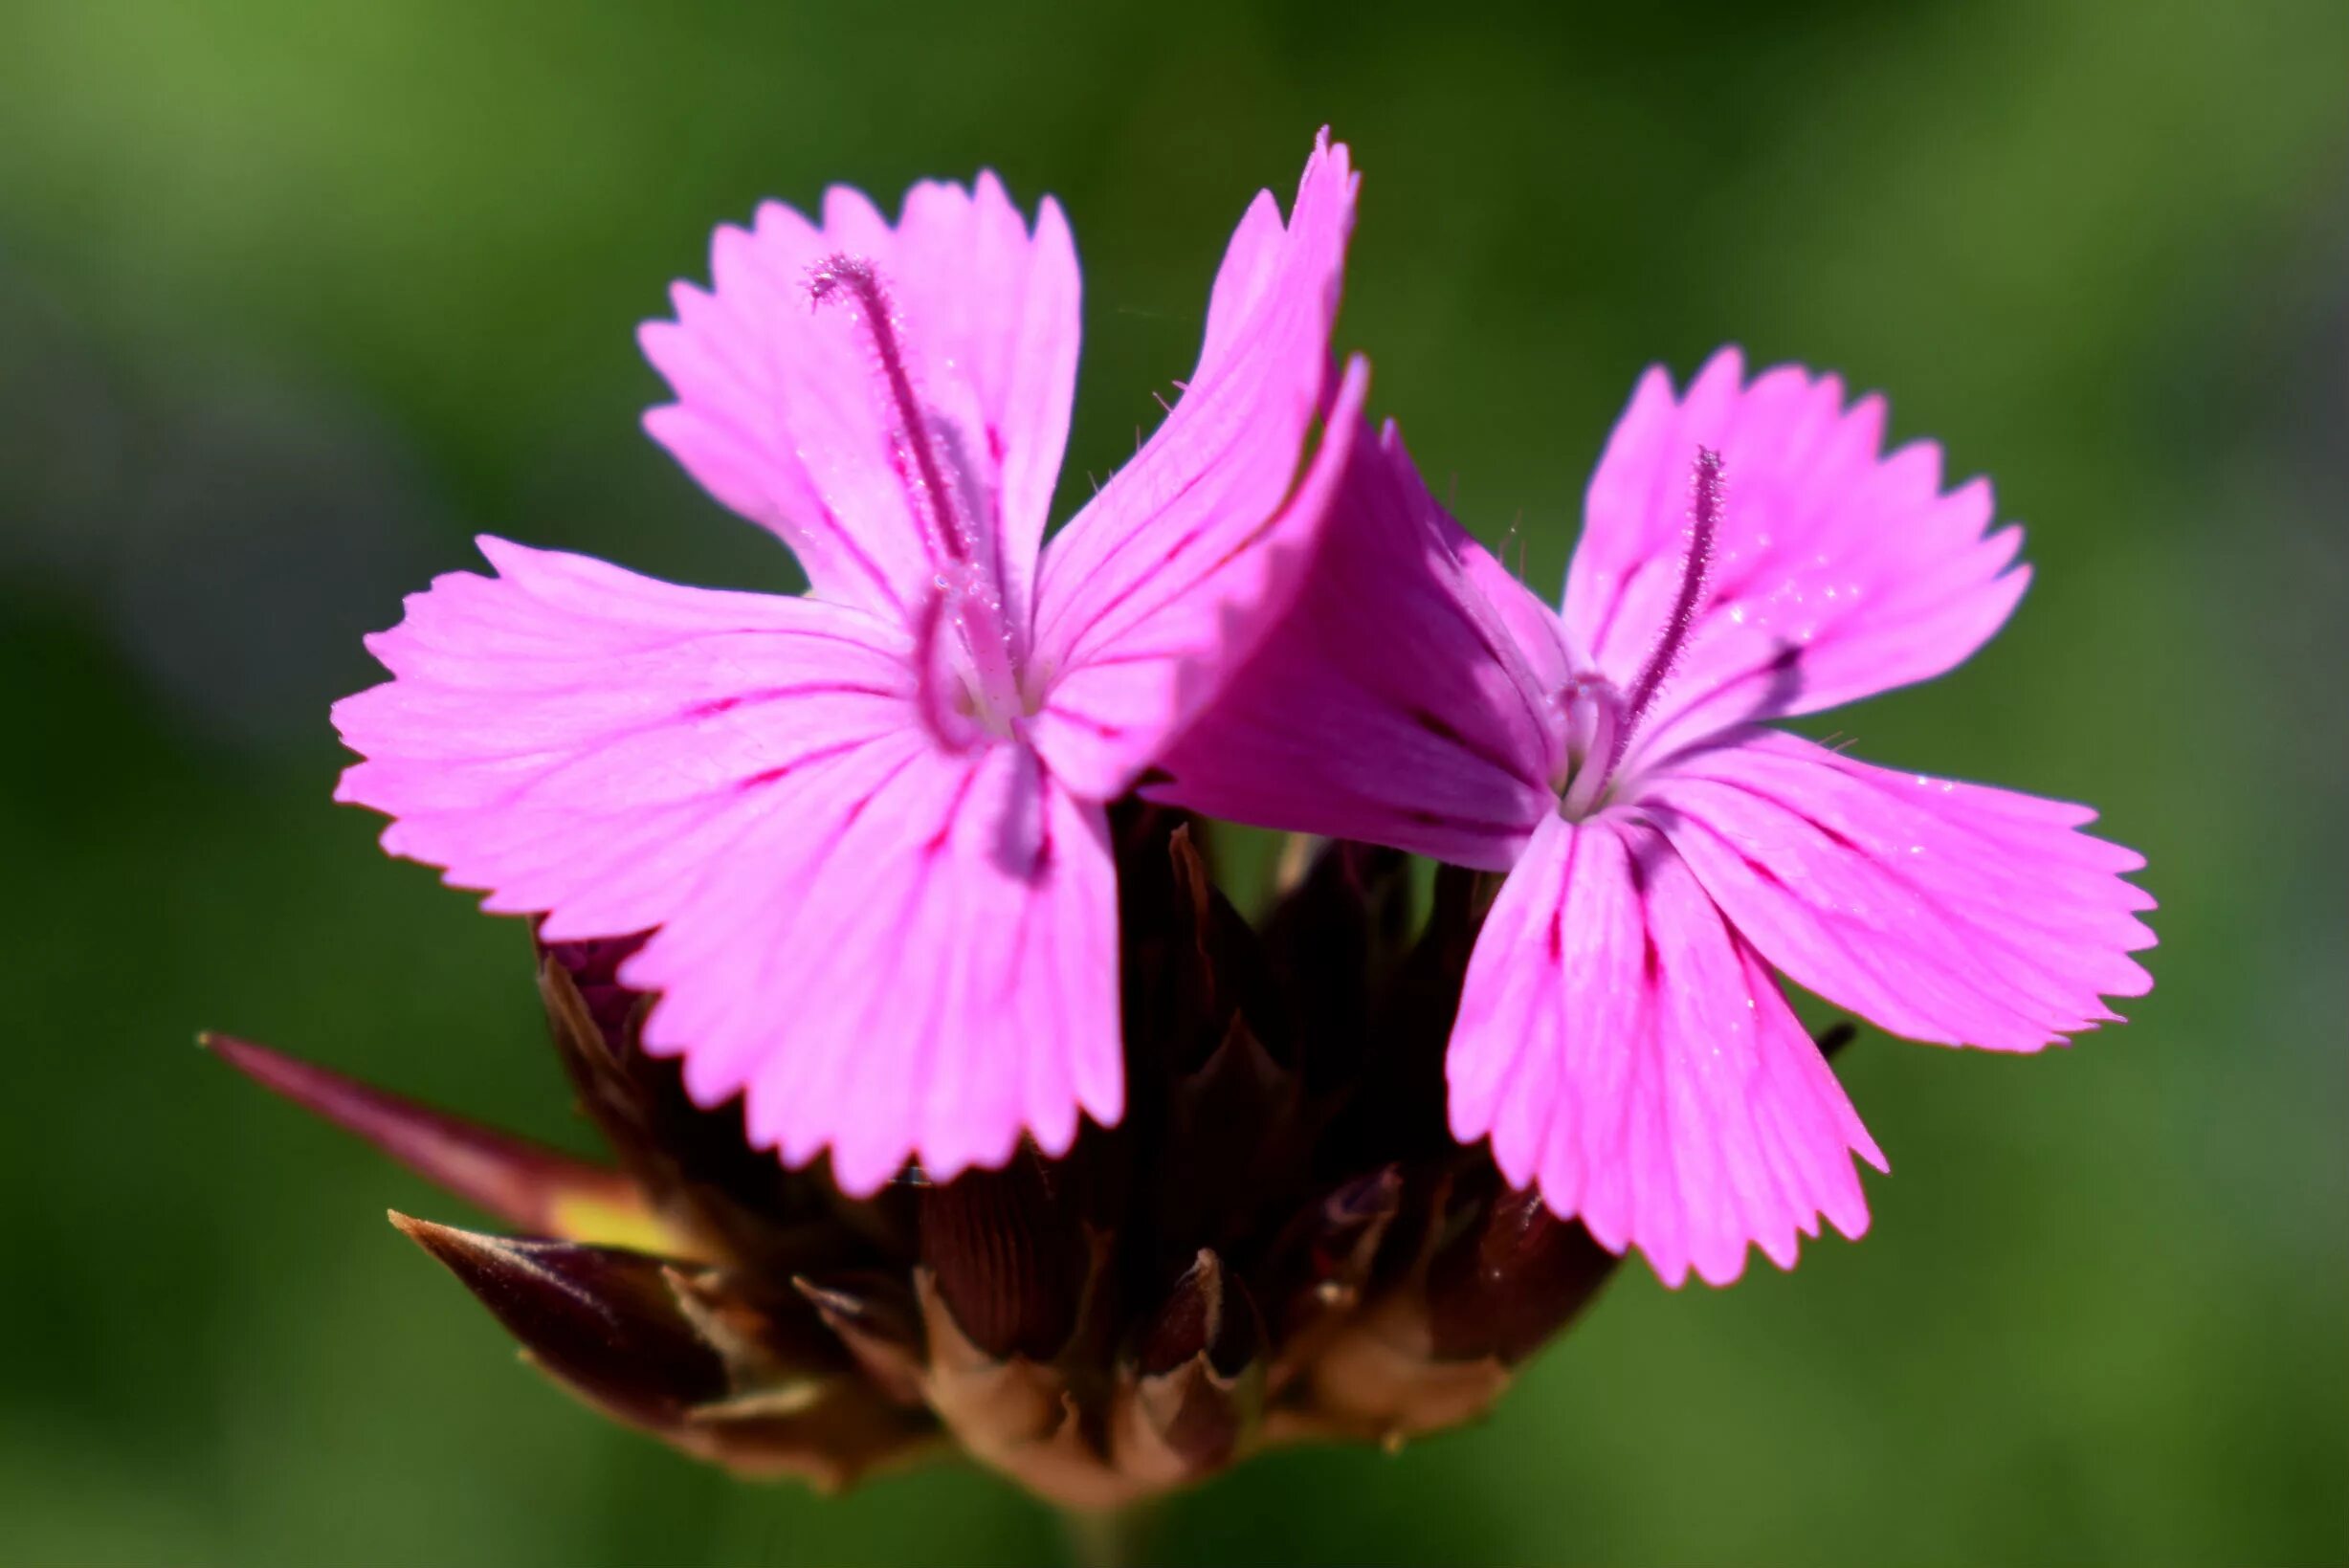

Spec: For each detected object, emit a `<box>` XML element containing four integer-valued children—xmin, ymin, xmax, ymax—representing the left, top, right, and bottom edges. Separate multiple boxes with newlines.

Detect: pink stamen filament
<box><xmin>811</xmin><ymin>254</ymin><xmax>1026</xmax><ymax>735</ymax></box>
<box><xmin>910</xmin><ymin>586</ymin><xmax>977</xmax><ymax>753</ymax></box>
<box><xmin>1620</xmin><ymin>447</ymin><xmax>1722</xmax><ymax>740</ymax></box>
<box><xmin>944</xmin><ymin>574</ymin><xmax>1025</xmax><ymax>737</ymax></box>
<box><xmin>1559</xmin><ymin>449</ymin><xmax>1723</xmax><ymax>816</ymax></box>
<box><xmin>809</xmin><ymin>254</ymin><xmax>969</xmax><ymax>565</ymax></box>
<box><xmin>1557</xmin><ymin>676</ymin><xmax>1622</xmax><ymax>820</ymax></box>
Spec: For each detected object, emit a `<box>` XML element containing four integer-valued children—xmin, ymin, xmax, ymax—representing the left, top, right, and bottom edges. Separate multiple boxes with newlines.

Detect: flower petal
<box><xmin>632</xmin><ymin>740</ymin><xmax>1119</xmax><ymax>1196</ymax></box>
<box><xmin>334</xmin><ymin>538</ymin><xmax>916</xmax><ymax>934</ymax></box>
<box><xmin>640</xmin><ymin>172</ymin><xmax>1079</xmax><ymax>628</ymax></box>
<box><xmin>1143</xmin><ymin>417</ymin><xmax>1559</xmax><ymax>872</ymax></box>
<box><xmin>1028</xmin><ymin>131</ymin><xmax>1361</xmax><ymax>799</ymax></box>
<box><xmin>1563</xmin><ymin>347</ymin><xmax>2028</xmax><ymax>755</ymax></box>
<box><xmin>1448</xmin><ymin>813</ymin><xmax>1883</xmax><ymax>1288</ymax></box>
<box><xmin>333</xmin><ymin>540</ymin><xmax>1119</xmax><ymax>1186</ymax></box>
<box><xmin>1642</xmin><ymin>728</ymin><xmax>2156</xmax><ymax>1052</ymax></box>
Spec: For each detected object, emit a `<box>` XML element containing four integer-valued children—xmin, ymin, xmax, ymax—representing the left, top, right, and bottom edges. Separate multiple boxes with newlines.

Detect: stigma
<box><xmin>1553</xmin><ymin>448</ymin><xmax>1724</xmax><ymax>819</ymax></box>
<box><xmin>811</xmin><ymin>253</ymin><xmax>1027</xmax><ymax>739</ymax></box>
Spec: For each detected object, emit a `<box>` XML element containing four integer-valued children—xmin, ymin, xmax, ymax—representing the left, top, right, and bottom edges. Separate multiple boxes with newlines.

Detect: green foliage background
<box><xmin>2</xmin><ymin>2</ymin><xmax>2341</xmax><ymax>1562</ymax></box>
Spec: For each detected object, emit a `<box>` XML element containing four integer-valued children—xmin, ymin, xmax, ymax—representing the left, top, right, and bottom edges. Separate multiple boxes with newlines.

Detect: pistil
<box><xmin>811</xmin><ymin>254</ymin><xmax>1026</xmax><ymax>737</ymax></box>
<box><xmin>809</xmin><ymin>254</ymin><xmax>970</xmax><ymax>565</ymax></box>
<box><xmin>1617</xmin><ymin>446</ymin><xmax>1723</xmax><ymax>750</ymax></box>
<box><xmin>1555</xmin><ymin>449</ymin><xmax>1724</xmax><ymax>817</ymax></box>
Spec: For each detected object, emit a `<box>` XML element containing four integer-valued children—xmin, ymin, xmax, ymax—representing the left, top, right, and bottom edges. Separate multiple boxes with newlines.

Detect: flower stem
<box><xmin>1060</xmin><ymin>1507</ymin><xmax>1149</xmax><ymax>1568</ymax></box>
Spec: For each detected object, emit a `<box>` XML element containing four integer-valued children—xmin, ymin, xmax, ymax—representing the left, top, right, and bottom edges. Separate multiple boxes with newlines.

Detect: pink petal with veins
<box><xmin>633</xmin><ymin>740</ymin><xmax>1119</xmax><ymax>1195</ymax></box>
<box><xmin>1145</xmin><ymin>415</ymin><xmax>1558</xmax><ymax>871</ymax></box>
<box><xmin>335</xmin><ymin>539</ymin><xmax>915</xmax><ymax>939</ymax></box>
<box><xmin>1449</xmin><ymin>813</ymin><xmax>1884</xmax><ymax>1288</ymax></box>
<box><xmin>640</xmin><ymin>172</ymin><xmax>1078</xmax><ymax>626</ymax></box>
<box><xmin>1565</xmin><ymin>347</ymin><xmax>2029</xmax><ymax>760</ymax></box>
<box><xmin>1029</xmin><ymin>131</ymin><xmax>1363</xmax><ymax>800</ymax></box>
<box><xmin>1643</xmin><ymin>727</ymin><xmax>2155</xmax><ymax>1053</ymax></box>
<box><xmin>339</xmin><ymin>135</ymin><xmax>1373</xmax><ymax>1190</ymax></box>
<box><xmin>334</xmin><ymin>539</ymin><xmax>1117</xmax><ymax>1190</ymax></box>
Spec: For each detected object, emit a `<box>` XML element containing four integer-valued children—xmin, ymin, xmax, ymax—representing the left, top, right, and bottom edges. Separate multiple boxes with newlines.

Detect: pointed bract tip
<box><xmin>386</xmin><ymin>1216</ymin><xmax>740</xmax><ymax>1432</ymax></box>
<box><xmin>1137</xmin><ymin>1249</ymin><xmax>1264</xmax><ymax>1380</ymax></box>
<box><xmin>208</xmin><ymin>1031</ymin><xmax>678</xmax><ymax>1252</ymax></box>
<box><xmin>388</xmin><ymin>1209</ymin><xmax>529</xmax><ymax>1280</ymax></box>
<box><xmin>793</xmin><ymin>1271</ymin><xmax>929</xmax><ymax>1407</ymax></box>
<box><xmin>388</xmin><ymin>1208</ymin><xmax>469</xmax><ymax>1258</ymax></box>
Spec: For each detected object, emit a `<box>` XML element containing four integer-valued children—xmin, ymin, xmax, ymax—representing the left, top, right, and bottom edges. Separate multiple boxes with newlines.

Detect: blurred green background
<box><xmin>2</xmin><ymin>1</ymin><xmax>2342</xmax><ymax>1563</ymax></box>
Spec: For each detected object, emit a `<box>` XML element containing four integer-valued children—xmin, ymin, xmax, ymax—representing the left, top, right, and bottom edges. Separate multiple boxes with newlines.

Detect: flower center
<box><xmin>810</xmin><ymin>254</ymin><xmax>1028</xmax><ymax>741</ymax></box>
<box><xmin>1554</xmin><ymin>674</ymin><xmax>1626</xmax><ymax>820</ymax></box>
<box><xmin>1553</xmin><ymin>447</ymin><xmax>1722</xmax><ymax>819</ymax></box>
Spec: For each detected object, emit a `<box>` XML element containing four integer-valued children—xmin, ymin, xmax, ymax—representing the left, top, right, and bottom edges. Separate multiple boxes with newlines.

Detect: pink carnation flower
<box><xmin>334</xmin><ymin>134</ymin><xmax>1367</xmax><ymax>1195</ymax></box>
<box><xmin>1154</xmin><ymin>347</ymin><xmax>2157</xmax><ymax>1287</ymax></box>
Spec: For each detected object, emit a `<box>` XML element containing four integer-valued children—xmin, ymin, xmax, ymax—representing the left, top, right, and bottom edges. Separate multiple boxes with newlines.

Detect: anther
<box><xmin>808</xmin><ymin>254</ymin><xmax>970</xmax><ymax>565</ymax></box>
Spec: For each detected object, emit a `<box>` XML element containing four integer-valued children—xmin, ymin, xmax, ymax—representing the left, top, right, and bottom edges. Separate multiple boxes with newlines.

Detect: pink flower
<box><xmin>1152</xmin><ymin>347</ymin><xmax>2156</xmax><ymax>1287</ymax></box>
<box><xmin>334</xmin><ymin>135</ymin><xmax>1367</xmax><ymax>1195</ymax></box>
